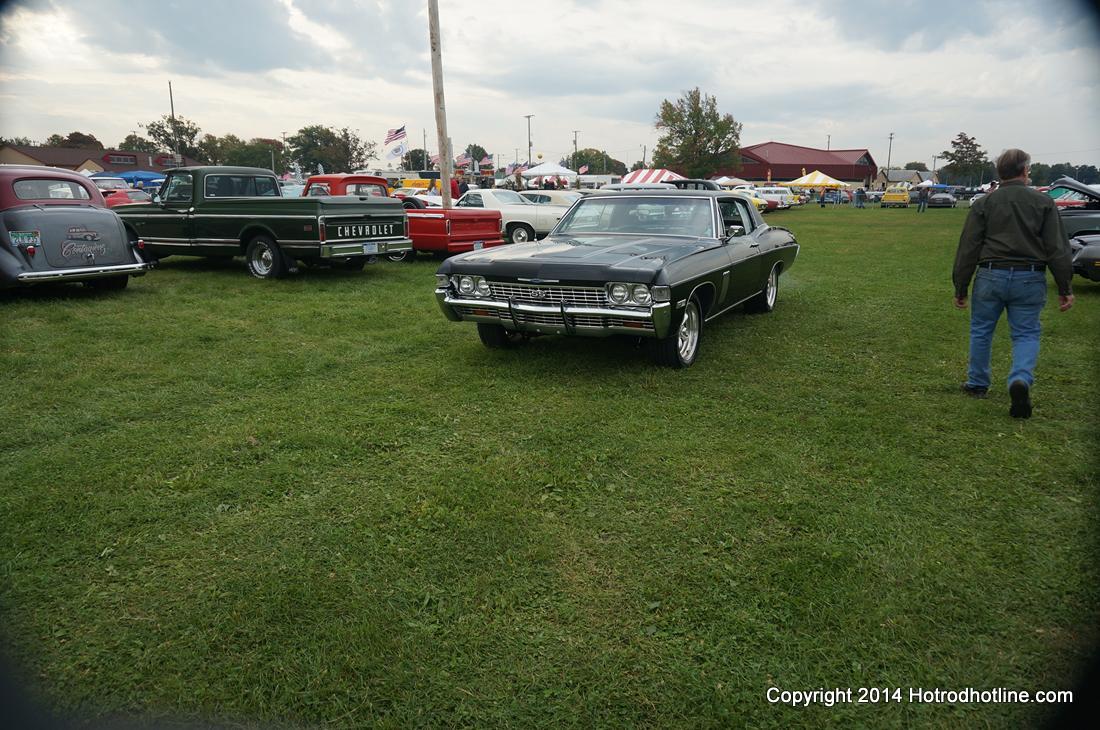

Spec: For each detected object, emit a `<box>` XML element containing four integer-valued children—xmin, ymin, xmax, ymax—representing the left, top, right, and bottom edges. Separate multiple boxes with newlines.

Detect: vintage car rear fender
<box><xmin>2</xmin><ymin>205</ymin><xmax>131</xmax><ymax>269</ymax></box>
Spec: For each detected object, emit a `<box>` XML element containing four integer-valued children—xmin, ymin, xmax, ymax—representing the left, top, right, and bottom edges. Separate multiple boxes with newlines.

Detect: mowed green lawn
<box><xmin>1</xmin><ymin>204</ymin><xmax>1096</xmax><ymax>728</ymax></box>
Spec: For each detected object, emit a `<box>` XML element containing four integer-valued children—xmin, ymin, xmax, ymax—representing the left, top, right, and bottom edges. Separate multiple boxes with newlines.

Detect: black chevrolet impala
<box><xmin>435</xmin><ymin>190</ymin><xmax>799</xmax><ymax>367</ymax></box>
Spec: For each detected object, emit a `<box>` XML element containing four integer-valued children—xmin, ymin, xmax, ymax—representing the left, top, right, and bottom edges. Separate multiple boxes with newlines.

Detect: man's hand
<box><xmin>954</xmin><ymin>296</ymin><xmax>968</xmax><ymax>309</ymax></box>
<box><xmin>1059</xmin><ymin>294</ymin><xmax>1075</xmax><ymax>312</ymax></box>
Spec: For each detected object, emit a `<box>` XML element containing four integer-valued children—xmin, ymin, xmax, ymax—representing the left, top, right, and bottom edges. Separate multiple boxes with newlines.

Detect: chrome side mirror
<box><xmin>724</xmin><ymin>224</ymin><xmax>745</xmax><ymax>240</ymax></box>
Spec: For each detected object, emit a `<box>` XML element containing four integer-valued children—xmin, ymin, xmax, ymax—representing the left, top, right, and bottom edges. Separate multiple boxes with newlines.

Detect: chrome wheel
<box><xmin>251</xmin><ymin>243</ymin><xmax>273</xmax><ymax>276</ymax></box>
<box><xmin>510</xmin><ymin>225</ymin><xmax>532</xmax><ymax>243</ymax></box>
<box><xmin>677</xmin><ymin>302</ymin><xmax>700</xmax><ymax>362</ymax></box>
<box><xmin>765</xmin><ymin>266</ymin><xmax>778</xmax><ymax>308</ymax></box>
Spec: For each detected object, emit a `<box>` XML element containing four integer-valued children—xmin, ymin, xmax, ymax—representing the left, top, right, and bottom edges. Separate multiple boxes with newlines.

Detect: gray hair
<box><xmin>995</xmin><ymin>149</ymin><xmax>1031</xmax><ymax>180</ymax></box>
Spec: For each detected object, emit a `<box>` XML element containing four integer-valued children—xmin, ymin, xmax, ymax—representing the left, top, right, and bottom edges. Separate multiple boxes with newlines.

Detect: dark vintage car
<box><xmin>1069</xmin><ymin>234</ymin><xmax>1100</xmax><ymax>282</ymax></box>
<box><xmin>114</xmin><ymin>166</ymin><xmax>413</xmax><ymax>278</ymax></box>
<box><xmin>1</xmin><ymin>165</ymin><xmax>152</xmax><ymax>290</ymax></box>
<box><xmin>435</xmin><ymin>190</ymin><xmax>799</xmax><ymax>367</ymax></box>
<box><xmin>1048</xmin><ymin>177</ymin><xmax>1100</xmax><ymax>240</ymax></box>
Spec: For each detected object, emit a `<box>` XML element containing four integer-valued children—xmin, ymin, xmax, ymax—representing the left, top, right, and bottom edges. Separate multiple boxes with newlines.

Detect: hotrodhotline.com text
<box><xmin>766</xmin><ymin>687</ymin><xmax>1073</xmax><ymax>707</ymax></box>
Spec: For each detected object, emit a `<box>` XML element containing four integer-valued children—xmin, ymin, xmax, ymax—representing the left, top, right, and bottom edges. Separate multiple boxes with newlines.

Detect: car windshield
<box><xmin>492</xmin><ymin>190</ymin><xmax>527</xmax><ymax>205</ymax></box>
<box><xmin>93</xmin><ymin>179</ymin><xmax>129</xmax><ymax>190</ymax></box>
<box><xmin>556</xmin><ymin>196</ymin><xmax>715</xmax><ymax>238</ymax></box>
<box><xmin>14</xmin><ymin>179</ymin><xmax>92</xmax><ymax>200</ymax></box>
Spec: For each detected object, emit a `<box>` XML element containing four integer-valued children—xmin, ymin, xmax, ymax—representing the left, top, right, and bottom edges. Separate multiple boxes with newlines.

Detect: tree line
<box><xmin>4</xmin><ymin>103</ymin><xmax>1095</xmax><ymax>186</ymax></box>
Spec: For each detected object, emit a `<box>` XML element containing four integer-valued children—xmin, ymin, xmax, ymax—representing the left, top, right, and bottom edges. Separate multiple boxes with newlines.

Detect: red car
<box><xmin>103</xmin><ymin>189</ymin><xmax>153</xmax><ymax>208</ymax></box>
<box><xmin>301</xmin><ymin>174</ymin><xmax>505</xmax><ymax>261</ymax></box>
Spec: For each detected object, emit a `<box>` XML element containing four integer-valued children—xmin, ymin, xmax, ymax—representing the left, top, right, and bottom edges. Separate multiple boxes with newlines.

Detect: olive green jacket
<box><xmin>952</xmin><ymin>180</ymin><xmax>1073</xmax><ymax>296</ymax></box>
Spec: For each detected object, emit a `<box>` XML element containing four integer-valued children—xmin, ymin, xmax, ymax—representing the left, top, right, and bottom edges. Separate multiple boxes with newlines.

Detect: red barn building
<box><xmin>718</xmin><ymin>141</ymin><xmax>878</xmax><ymax>186</ymax></box>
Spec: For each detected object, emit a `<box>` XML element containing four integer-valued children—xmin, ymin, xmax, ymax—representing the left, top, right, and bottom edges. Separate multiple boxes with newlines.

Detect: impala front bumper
<box><xmin>437</xmin><ymin>289</ymin><xmax>673</xmax><ymax>338</ymax></box>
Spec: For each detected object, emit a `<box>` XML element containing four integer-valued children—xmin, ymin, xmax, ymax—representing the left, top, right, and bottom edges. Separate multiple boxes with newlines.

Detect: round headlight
<box><xmin>631</xmin><ymin>284</ymin><xmax>652</xmax><ymax>305</ymax></box>
<box><xmin>609</xmin><ymin>283</ymin><xmax>629</xmax><ymax>304</ymax></box>
<box><xmin>458</xmin><ymin>275</ymin><xmax>475</xmax><ymax>295</ymax></box>
<box><xmin>475</xmin><ymin>277</ymin><xmax>491</xmax><ymax>296</ymax></box>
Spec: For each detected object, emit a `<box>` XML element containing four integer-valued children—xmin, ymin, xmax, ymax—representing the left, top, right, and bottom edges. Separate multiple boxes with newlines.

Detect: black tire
<box><xmin>402</xmin><ymin>198</ymin><xmax>425</xmax><ymax>209</ymax></box>
<box><xmin>86</xmin><ymin>276</ymin><xmax>128</xmax><ymax>291</ymax></box>
<box><xmin>477</xmin><ymin>323</ymin><xmax>522</xmax><ymax>348</ymax></box>
<box><xmin>506</xmin><ymin>223</ymin><xmax>535</xmax><ymax>244</ymax></box>
<box><xmin>338</xmin><ymin>258</ymin><xmax>365</xmax><ymax>271</ymax></box>
<box><xmin>650</xmin><ymin>298</ymin><xmax>701</xmax><ymax>368</ymax></box>
<box><xmin>745</xmin><ymin>263</ymin><xmax>780</xmax><ymax>314</ymax></box>
<box><xmin>245</xmin><ymin>235</ymin><xmax>286</xmax><ymax>279</ymax></box>
<box><xmin>385</xmin><ymin>248</ymin><xmax>417</xmax><ymax>263</ymax></box>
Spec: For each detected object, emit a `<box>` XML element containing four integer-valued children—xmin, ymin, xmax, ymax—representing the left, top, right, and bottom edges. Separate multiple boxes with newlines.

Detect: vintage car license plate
<box><xmin>10</xmin><ymin>230</ymin><xmax>41</xmax><ymax>246</ymax></box>
<box><xmin>362</xmin><ymin>242</ymin><xmax>379</xmax><ymax>255</ymax></box>
<box><xmin>473</xmin><ymin>241</ymin><xmax>484</xmax><ymax>250</ymax></box>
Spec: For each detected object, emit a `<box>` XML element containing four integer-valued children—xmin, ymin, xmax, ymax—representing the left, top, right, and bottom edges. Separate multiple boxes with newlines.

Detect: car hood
<box><xmin>440</xmin><ymin>233</ymin><xmax>717</xmax><ymax>283</ymax></box>
<box><xmin>1049</xmin><ymin>177</ymin><xmax>1100</xmax><ymax>202</ymax></box>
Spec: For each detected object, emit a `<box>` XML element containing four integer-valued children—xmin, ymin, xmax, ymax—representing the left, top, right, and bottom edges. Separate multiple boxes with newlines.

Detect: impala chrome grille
<box><xmin>488</xmin><ymin>281</ymin><xmax>607</xmax><ymax>307</ymax></box>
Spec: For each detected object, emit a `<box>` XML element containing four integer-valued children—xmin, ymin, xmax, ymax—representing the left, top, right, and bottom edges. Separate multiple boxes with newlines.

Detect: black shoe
<box><xmin>1009</xmin><ymin>381</ymin><xmax>1032</xmax><ymax>419</ymax></box>
<box><xmin>961</xmin><ymin>383</ymin><xmax>988</xmax><ymax>399</ymax></box>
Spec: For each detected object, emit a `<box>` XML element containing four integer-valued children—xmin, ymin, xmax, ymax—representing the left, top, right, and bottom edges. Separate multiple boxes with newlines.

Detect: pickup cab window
<box><xmin>346</xmin><ymin>183</ymin><xmax>387</xmax><ymax>197</ymax></box>
<box><xmin>162</xmin><ymin>173</ymin><xmax>193</xmax><ymax>204</ymax></box>
<box><xmin>205</xmin><ymin>175</ymin><xmax>281</xmax><ymax>198</ymax></box>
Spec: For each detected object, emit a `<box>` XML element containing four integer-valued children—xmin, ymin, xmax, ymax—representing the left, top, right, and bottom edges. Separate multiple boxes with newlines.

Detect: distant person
<box><xmin>456</xmin><ymin>172</ymin><xmax>469</xmax><ymax>196</ymax></box>
<box><xmin>818</xmin><ymin>188</ymin><xmax>826</xmax><ymax>208</ymax></box>
<box><xmin>952</xmin><ymin>148</ymin><xmax>1074</xmax><ymax>418</ymax></box>
<box><xmin>917</xmin><ymin>185</ymin><xmax>930</xmax><ymax>212</ymax></box>
<box><xmin>855</xmin><ymin>187</ymin><xmax>866</xmax><ymax>208</ymax></box>
<box><xmin>449</xmin><ymin>175</ymin><xmax>461</xmax><ymax>199</ymax></box>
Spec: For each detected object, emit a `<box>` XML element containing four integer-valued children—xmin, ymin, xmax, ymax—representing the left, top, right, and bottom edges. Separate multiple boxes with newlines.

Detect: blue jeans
<box><xmin>966</xmin><ymin>268</ymin><xmax>1046</xmax><ymax>389</ymax></box>
<box><xmin>918</xmin><ymin>200</ymin><xmax>927</xmax><ymax>212</ymax></box>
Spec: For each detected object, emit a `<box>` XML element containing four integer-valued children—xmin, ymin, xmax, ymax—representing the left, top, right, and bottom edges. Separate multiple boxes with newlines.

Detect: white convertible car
<box><xmin>455</xmin><ymin>189</ymin><xmax>568</xmax><ymax>243</ymax></box>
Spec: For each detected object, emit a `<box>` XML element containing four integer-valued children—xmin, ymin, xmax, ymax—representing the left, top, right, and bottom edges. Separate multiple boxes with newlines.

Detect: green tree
<box><xmin>652</xmin><ymin>87</ymin><xmax>741</xmax><ymax>178</ymax></box>
<box><xmin>42</xmin><ymin>131</ymin><xmax>103</xmax><ymax>149</ymax></box>
<box><xmin>1</xmin><ymin>135</ymin><xmax>36</xmax><ymax>146</ymax></box>
<box><xmin>288</xmin><ymin>125</ymin><xmax>374</xmax><ymax>173</ymax></box>
<box><xmin>224</xmin><ymin>138</ymin><xmax>287</xmax><ymax>171</ymax></box>
<box><xmin>630</xmin><ymin>160</ymin><xmax>645</xmax><ymax>172</ymax></box>
<box><xmin>569</xmin><ymin>147</ymin><xmax>626</xmax><ymax>175</ymax></box>
<box><xmin>904</xmin><ymin>161</ymin><xmax>928</xmax><ymax>171</ymax></box>
<box><xmin>402</xmin><ymin>148</ymin><xmax>429</xmax><ymax>170</ymax></box>
<box><xmin>464</xmin><ymin>143</ymin><xmax>488</xmax><ymax>165</ymax></box>
<box><xmin>142</xmin><ymin>115</ymin><xmax>203</xmax><ymax>158</ymax></box>
<box><xmin>118</xmin><ymin>133</ymin><xmax>160</xmax><ymax>153</ymax></box>
<box><xmin>939</xmin><ymin>133</ymin><xmax>989</xmax><ymax>186</ymax></box>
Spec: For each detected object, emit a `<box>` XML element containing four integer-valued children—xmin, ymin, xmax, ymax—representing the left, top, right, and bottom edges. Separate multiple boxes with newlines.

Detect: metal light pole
<box><xmin>886</xmin><ymin>132</ymin><xmax>894</xmax><ymax>172</ymax></box>
<box><xmin>641</xmin><ymin>144</ymin><xmax>647</xmax><ymax>167</ymax></box>
<box><xmin>826</xmin><ymin>134</ymin><xmax>831</xmax><ymax>150</ymax></box>
<box><xmin>572</xmin><ymin>130</ymin><xmax>580</xmax><ymax>171</ymax></box>
<box><xmin>524</xmin><ymin>114</ymin><xmax>534</xmax><ymax>166</ymax></box>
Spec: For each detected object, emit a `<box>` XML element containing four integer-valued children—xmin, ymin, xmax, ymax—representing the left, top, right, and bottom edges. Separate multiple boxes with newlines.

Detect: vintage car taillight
<box><xmin>134</xmin><ymin>239</ymin><xmax>145</xmax><ymax>250</ymax></box>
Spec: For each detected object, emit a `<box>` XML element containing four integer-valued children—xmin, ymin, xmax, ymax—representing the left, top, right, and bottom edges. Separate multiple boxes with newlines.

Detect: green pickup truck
<box><xmin>115</xmin><ymin>166</ymin><xmax>412</xmax><ymax>278</ymax></box>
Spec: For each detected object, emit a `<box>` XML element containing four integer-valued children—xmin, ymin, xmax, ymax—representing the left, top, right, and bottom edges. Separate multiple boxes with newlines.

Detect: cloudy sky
<box><xmin>1</xmin><ymin>0</ymin><xmax>1098</xmax><ymax>170</ymax></box>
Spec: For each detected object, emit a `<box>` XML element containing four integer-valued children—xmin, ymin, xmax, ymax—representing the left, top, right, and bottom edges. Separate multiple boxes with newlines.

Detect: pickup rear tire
<box><xmin>477</xmin><ymin>323</ymin><xmax>523</xmax><ymax>348</ymax></box>
<box><xmin>245</xmin><ymin>235</ymin><xmax>286</xmax><ymax>279</ymax></box>
<box><xmin>385</xmin><ymin>249</ymin><xmax>416</xmax><ymax>263</ymax></box>
<box><xmin>506</xmin><ymin>223</ymin><xmax>535</xmax><ymax>244</ymax></box>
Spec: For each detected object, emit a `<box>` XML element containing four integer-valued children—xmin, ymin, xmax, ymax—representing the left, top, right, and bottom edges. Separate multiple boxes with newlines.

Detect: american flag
<box><xmin>578</xmin><ymin>164</ymin><xmax>589</xmax><ymax>174</ymax></box>
<box><xmin>455</xmin><ymin>153</ymin><xmax>471</xmax><ymax>166</ymax></box>
<box><xmin>429</xmin><ymin>153</ymin><xmax>440</xmax><ymax>166</ymax></box>
<box><xmin>480</xmin><ymin>155</ymin><xmax>492</xmax><ymax>166</ymax></box>
<box><xmin>384</xmin><ymin>125</ymin><xmax>406</xmax><ymax>145</ymax></box>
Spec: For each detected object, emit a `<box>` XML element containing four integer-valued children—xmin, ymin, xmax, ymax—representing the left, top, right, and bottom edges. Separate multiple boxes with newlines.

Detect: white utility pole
<box><xmin>428</xmin><ymin>0</ymin><xmax>453</xmax><ymax>207</ymax></box>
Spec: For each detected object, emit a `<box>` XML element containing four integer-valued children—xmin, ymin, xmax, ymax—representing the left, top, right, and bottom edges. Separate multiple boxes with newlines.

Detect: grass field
<box><xmin>1</xmin><ymin>204</ymin><xmax>1097</xmax><ymax>728</ymax></box>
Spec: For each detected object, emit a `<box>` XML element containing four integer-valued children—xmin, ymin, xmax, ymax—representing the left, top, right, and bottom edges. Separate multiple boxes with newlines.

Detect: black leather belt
<box><xmin>980</xmin><ymin>261</ymin><xmax>1045</xmax><ymax>272</ymax></box>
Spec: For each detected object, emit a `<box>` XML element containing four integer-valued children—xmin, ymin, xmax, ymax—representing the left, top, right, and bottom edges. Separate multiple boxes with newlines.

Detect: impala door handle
<box><xmin>749</xmin><ymin>241</ymin><xmax>760</xmax><ymax>248</ymax></box>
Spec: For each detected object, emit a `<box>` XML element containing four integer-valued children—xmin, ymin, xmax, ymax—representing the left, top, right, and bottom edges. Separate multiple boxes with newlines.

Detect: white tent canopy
<box><xmin>713</xmin><ymin>175</ymin><xmax>750</xmax><ymax>187</ymax></box>
<box><xmin>521</xmin><ymin>161</ymin><xmax>578</xmax><ymax>178</ymax></box>
<box><xmin>914</xmin><ymin>179</ymin><xmax>936</xmax><ymax>187</ymax></box>
<box><xmin>621</xmin><ymin>168</ymin><xmax>686</xmax><ymax>184</ymax></box>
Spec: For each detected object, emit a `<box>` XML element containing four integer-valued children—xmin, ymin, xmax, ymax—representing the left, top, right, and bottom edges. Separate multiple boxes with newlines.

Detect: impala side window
<box><xmin>463</xmin><ymin>193</ymin><xmax>483</xmax><ymax>208</ymax></box>
<box><xmin>718</xmin><ymin>200</ymin><xmax>744</xmax><ymax>235</ymax></box>
<box><xmin>734</xmin><ymin>200</ymin><xmax>756</xmax><ymax>232</ymax></box>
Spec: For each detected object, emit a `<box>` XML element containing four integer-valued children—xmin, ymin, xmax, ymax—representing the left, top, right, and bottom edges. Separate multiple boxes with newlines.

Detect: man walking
<box><xmin>952</xmin><ymin>148</ymin><xmax>1074</xmax><ymax>418</ymax></box>
<box><xmin>917</xmin><ymin>185</ymin><xmax>930</xmax><ymax>212</ymax></box>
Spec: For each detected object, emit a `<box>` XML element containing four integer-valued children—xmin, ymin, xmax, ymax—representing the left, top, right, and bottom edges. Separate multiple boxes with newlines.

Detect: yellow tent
<box><xmin>785</xmin><ymin>170</ymin><xmax>850</xmax><ymax>188</ymax></box>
